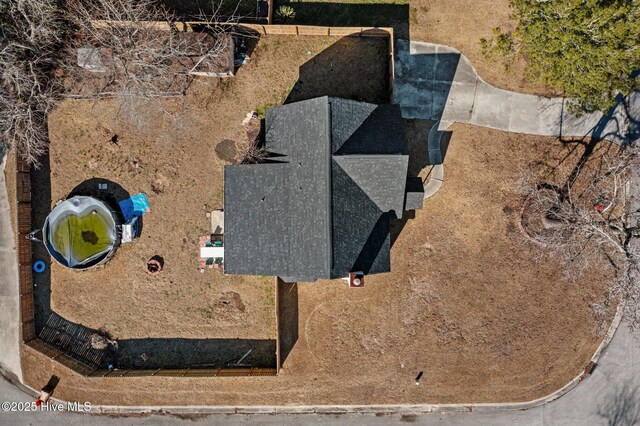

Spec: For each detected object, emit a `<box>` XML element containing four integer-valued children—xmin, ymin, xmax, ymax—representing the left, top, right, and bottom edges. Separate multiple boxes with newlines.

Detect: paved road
<box><xmin>0</xmin><ymin>151</ymin><xmax>22</xmax><ymax>383</ymax></box>
<box><xmin>394</xmin><ymin>40</ymin><xmax>640</xmax><ymax>144</ymax></box>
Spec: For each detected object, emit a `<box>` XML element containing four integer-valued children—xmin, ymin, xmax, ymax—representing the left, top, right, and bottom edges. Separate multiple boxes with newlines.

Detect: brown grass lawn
<box><xmin>20</xmin><ymin>105</ymin><xmax>614</xmax><ymax>403</ymax></box>
<box><xmin>40</xmin><ymin>35</ymin><xmax>389</xmax><ymax>343</ymax></box>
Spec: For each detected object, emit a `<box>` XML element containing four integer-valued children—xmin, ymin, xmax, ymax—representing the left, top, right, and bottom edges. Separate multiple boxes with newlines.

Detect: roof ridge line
<box><xmin>326</xmin><ymin>97</ymin><xmax>334</xmax><ymax>273</ymax></box>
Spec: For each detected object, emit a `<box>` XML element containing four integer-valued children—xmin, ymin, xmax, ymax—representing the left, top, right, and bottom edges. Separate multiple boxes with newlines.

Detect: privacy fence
<box><xmin>90</xmin><ymin>21</ymin><xmax>395</xmax><ymax>98</ymax></box>
<box><xmin>15</xmin><ymin>155</ymin><xmax>280</xmax><ymax>377</ymax></box>
<box><xmin>17</xmin><ymin>22</ymin><xmax>392</xmax><ymax>378</ymax></box>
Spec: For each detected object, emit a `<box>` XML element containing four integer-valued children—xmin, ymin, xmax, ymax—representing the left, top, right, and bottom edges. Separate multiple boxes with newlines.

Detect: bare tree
<box><xmin>520</xmin><ymin>137</ymin><xmax>640</xmax><ymax>329</ymax></box>
<box><xmin>61</xmin><ymin>0</ymin><xmax>239</xmax><ymax>133</ymax></box>
<box><xmin>0</xmin><ymin>0</ymin><xmax>66</xmax><ymax>164</ymax></box>
<box><xmin>64</xmin><ymin>0</ymin><xmax>234</xmax><ymax>99</ymax></box>
<box><xmin>1</xmin><ymin>0</ymin><xmax>241</xmax><ymax>162</ymax></box>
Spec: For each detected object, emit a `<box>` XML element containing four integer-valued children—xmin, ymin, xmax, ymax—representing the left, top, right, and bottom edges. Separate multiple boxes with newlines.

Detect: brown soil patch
<box><xmin>21</xmin><ymin>123</ymin><xmax>614</xmax><ymax>405</ymax></box>
<box><xmin>42</xmin><ymin>35</ymin><xmax>388</xmax><ymax>342</ymax></box>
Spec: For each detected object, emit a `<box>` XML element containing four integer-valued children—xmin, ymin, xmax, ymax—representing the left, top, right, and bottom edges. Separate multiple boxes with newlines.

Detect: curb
<box><xmin>6</xmin><ymin>305</ymin><xmax>618</xmax><ymax>416</ymax></box>
<box><xmin>422</xmin><ymin>120</ymin><xmax>449</xmax><ymax>200</ymax></box>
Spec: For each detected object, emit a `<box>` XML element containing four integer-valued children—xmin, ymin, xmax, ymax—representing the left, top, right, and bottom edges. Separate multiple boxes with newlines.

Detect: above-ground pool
<box><xmin>43</xmin><ymin>196</ymin><xmax>119</xmax><ymax>269</ymax></box>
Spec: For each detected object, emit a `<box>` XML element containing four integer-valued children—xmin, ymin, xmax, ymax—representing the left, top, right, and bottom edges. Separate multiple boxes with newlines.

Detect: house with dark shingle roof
<box><xmin>224</xmin><ymin>96</ymin><xmax>423</xmax><ymax>283</ymax></box>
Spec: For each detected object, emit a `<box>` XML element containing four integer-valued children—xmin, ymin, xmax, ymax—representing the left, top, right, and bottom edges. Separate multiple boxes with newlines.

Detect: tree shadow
<box><xmin>561</xmin><ymin>90</ymin><xmax>640</xmax><ymax>146</ymax></box>
<box><xmin>161</xmin><ymin>0</ymin><xmax>268</xmax><ymax>22</ymax></box>
<box><xmin>596</xmin><ymin>380</ymin><xmax>640</xmax><ymax>426</ymax></box>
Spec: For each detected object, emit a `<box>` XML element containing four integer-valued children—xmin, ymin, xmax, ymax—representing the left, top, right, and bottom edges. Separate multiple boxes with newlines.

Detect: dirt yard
<box><xmin>21</xmin><ymin>118</ymin><xmax>615</xmax><ymax>404</ymax></box>
<box><xmin>40</xmin><ymin>35</ymin><xmax>388</xmax><ymax>346</ymax></box>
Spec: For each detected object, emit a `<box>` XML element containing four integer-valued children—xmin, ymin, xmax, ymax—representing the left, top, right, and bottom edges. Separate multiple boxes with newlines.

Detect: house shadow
<box><xmin>277</xmin><ymin>281</ymin><xmax>298</xmax><ymax>365</ymax></box>
<box><xmin>276</xmin><ymin>1</ymin><xmax>409</xmax><ymax>39</ymax></box>
<box><xmin>284</xmin><ymin>30</ymin><xmax>393</xmax><ymax>105</ymax></box>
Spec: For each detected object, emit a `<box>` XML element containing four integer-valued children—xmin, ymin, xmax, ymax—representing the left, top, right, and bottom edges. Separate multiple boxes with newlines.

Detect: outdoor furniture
<box><xmin>200</xmin><ymin>246</ymin><xmax>224</xmax><ymax>258</ymax></box>
<box><xmin>119</xmin><ymin>193</ymin><xmax>149</xmax><ymax>244</ymax></box>
<box><xmin>198</xmin><ymin>210</ymin><xmax>225</xmax><ymax>272</ymax></box>
<box><xmin>199</xmin><ymin>235</ymin><xmax>224</xmax><ymax>272</ymax></box>
<box><xmin>121</xmin><ymin>216</ymin><xmax>139</xmax><ymax>244</ymax></box>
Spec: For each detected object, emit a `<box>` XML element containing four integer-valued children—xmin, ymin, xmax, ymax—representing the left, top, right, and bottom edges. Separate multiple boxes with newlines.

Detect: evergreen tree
<box><xmin>481</xmin><ymin>0</ymin><xmax>640</xmax><ymax>112</ymax></box>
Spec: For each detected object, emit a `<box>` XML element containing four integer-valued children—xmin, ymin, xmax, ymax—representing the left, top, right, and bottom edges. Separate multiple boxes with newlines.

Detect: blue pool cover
<box><xmin>119</xmin><ymin>193</ymin><xmax>150</xmax><ymax>222</ymax></box>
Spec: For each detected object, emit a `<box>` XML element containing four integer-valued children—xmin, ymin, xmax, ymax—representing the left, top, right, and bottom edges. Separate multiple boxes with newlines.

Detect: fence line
<box><xmin>14</xmin><ymin>155</ymin><xmax>279</xmax><ymax>378</ymax></box>
<box><xmin>90</xmin><ymin>20</ymin><xmax>391</xmax><ymax>38</ymax></box>
<box><xmin>275</xmin><ymin>277</ymin><xmax>281</xmax><ymax>373</ymax></box>
<box><xmin>19</xmin><ymin>20</ymin><xmax>394</xmax><ymax>378</ymax></box>
<box><xmin>267</xmin><ymin>0</ymin><xmax>274</xmax><ymax>25</ymax></box>
<box><xmin>89</xmin><ymin>21</ymin><xmax>395</xmax><ymax>95</ymax></box>
<box><xmin>15</xmin><ymin>156</ymin><xmax>36</xmax><ymax>343</ymax></box>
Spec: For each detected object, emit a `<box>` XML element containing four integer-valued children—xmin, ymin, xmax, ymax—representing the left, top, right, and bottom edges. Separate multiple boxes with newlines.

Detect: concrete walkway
<box><xmin>0</xmin><ymin>148</ymin><xmax>22</xmax><ymax>383</ymax></box>
<box><xmin>395</xmin><ymin>40</ymin><xmax>640</xmax><ymax>200</ymax></box>
<box><xmin>394</xmin><ymin>40</ymin><xmax>640</xmax><ymax>143</ymax></box>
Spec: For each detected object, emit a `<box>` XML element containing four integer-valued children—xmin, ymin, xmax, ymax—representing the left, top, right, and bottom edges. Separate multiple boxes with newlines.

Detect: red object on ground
<box><xmin>349</xmin><ymin>273</ymin><xmax>365</xmax><ymax>288</ymax></box>
<box><xmin>594</xmin><ymin>205</ymin><xmax>605</xmax><ymax>211</ymax></box>
<box><xmin>35</xmin><ymin>400</ymin><xmax>42</xmax><ymax>407</ymax></box>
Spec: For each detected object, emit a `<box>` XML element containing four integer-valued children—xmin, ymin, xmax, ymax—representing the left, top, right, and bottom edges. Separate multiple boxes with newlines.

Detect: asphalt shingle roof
<box><xmin>224</xmin><ymin>96</ymin><xmax>409</xmax><ymax>282</ymax></box>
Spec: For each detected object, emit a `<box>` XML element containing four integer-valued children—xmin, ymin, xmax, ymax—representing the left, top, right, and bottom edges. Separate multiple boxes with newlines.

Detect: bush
<box><xmin>276</xmin><ymin>5</ymin><xmax>296</xmax><ymax>23</ymax></box>
<box><xmin>480</xmin><ymin>0</ymin><xmax>640</xmax><ymax>113</ymax></box>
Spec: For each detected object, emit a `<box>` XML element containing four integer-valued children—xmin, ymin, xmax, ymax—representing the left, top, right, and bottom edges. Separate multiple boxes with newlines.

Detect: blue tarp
<box><xmin>119</xmin><ymin>193</ymin><xmax>150</xmax><ymax>222</ymax></box>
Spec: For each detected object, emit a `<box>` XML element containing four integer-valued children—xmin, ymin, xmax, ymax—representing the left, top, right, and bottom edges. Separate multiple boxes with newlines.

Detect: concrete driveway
<box><xmin>394</xmin><ymin>40</ymin><xmax>639</xmax><ymax>144</ymax></box>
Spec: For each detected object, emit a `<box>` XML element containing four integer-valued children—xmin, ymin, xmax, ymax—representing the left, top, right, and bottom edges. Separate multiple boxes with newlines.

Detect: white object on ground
<box><xmin>200</xmin><ymin>246</ymin><xmax>224</xmax><ymax>259</ymax></box>
<box><xmin>210</xmin><ymin>210</ymin><xmax>225</xmax><ymax>235</ymax></box>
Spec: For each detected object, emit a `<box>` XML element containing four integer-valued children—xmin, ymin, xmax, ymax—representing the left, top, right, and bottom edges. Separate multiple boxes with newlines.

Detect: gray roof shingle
<box><xmin>333</xmin><ymin>155</ymin><xmax>408</xmax><ymax>217</ymax></box>
<box><xmin>224</xmin><ymin>96</ymin><xmax>409</xmax><ymax>281</ymax></box>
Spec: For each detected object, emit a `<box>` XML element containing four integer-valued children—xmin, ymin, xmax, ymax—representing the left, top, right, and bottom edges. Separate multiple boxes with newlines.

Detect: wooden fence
<box><xmin>14</xmin><ymin>155</ymin><xmax>280</xmax><ymax>378</ymax></box>
<box><xmin>90</xmin><ymin>21</ymin><xmax>395</xmax><ymax>99</ymax></box>
<box><xmin>18</xmin><ymin>21</ymin><xmax>393</xmax><ymax>378</ymax></box>
<box><xmin>15</xmin><ymin>156</ymin><xmax>36</xmax><ymax>343</ymax></box>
